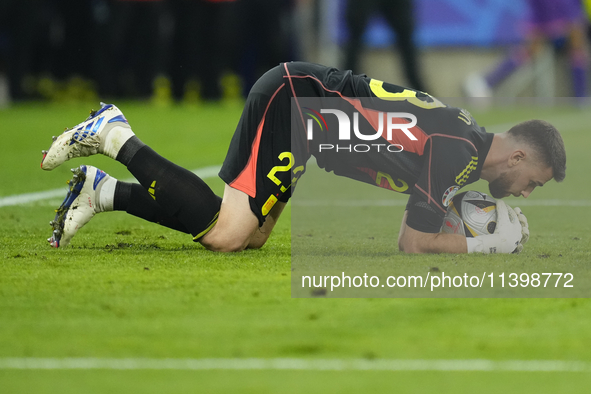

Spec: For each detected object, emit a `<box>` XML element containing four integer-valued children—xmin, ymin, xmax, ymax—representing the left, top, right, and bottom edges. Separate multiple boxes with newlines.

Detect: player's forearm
<box><xmin>398</xmin><ymin>211</ymin><xmax>468</xmax><ymax>254</ymax></box>
<box><xmin>399</xmin><ymin>231</ymin><xmax>468</xmax><ymax>254</ymax></box>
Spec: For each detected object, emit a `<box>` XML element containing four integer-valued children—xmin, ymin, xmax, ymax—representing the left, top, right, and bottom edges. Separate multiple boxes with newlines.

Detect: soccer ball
<box><xmin>440</xmin><ymin>191</ymin><xmax>497</xmax><ymax>237</ymax></box>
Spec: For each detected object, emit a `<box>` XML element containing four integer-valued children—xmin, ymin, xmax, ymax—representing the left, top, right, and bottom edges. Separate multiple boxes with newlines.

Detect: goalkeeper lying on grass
<box><xmin>40</xmin><ymin>62</ymin><xmax>565</xmax><ymax>254</ymax></box>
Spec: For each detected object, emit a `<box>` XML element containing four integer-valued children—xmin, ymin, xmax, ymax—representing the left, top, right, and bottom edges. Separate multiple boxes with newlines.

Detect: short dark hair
<box><xmin>507</xmin><ymin>120</ymin><xmax>566</xmax><ymax>182</ymax></box>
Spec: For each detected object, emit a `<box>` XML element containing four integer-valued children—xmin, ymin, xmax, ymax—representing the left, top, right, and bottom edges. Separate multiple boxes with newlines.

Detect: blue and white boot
<box><xmin>41</xmin><ymin>103</ymin><xmax>134</xmax><ymax>170</ymax></box>
<box><xmin>48</xmin><ymin>165</ymin><xmax>115</xmax><ymax>248</ymax></box>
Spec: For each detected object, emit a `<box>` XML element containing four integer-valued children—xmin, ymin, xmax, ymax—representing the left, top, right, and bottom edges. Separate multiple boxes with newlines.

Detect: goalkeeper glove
<box><xmin>509</xmin><ymin>206</ymin><xmax>529</xmax><ymax>254</ymax></box>
<box><xmin>513</xmin><ymin>206</ymin><xmax>529</xmax><ymax>244</ymax></box>
<box><xmin>466</xmin><ymin>200</ymin><xmax>522</xmax><ymax>254</ymax></box>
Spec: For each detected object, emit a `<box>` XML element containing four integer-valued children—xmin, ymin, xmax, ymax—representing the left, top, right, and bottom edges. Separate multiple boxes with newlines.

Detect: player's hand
<box><xmin>494</xmin><ymin>200</ymin><xmax>523</xmax><ymax>253</ymax></box>
<box><xmin>513</xmin><ymin>207</ymin><xmax>529</xmax><ymax>245</ymax></box>
<box><xmin>466</xmin><ymin>200</ymin><xmax>522</xmax><ymax>254</ymax></box>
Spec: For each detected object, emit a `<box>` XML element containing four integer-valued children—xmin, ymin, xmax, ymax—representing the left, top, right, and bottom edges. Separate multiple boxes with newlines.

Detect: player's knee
<box><xmin>203</xmin><ymin>240</ymin><xmax>248</xmax><ymax>253</ymax></box>
<box><xmin>247</xmin><ymin>234</ymin><xmax>270</xmax><ymax>250</ymax></box>
<box><xmin>398</xmin><ymin>233</ymin><xmax>421</xmax><ymax>254</ymax></box>
<box><xmin>398</xmin><ymin>238</ymin><xmax>410</xmax><ymax>253</ymax></box>
<box><xmin>200</xmin><ymin>233</ymin><xmax>250</xmax><ymax>253</ymax></box>
<box><xmin>399</xmin><ymin>241</ymin><xmax>419</xmax><ymax>254</ymax></box>
<box><xmin>398</xmin><ymin>232</ymin><xmax>409</xmax><ymax>252</ymax></box>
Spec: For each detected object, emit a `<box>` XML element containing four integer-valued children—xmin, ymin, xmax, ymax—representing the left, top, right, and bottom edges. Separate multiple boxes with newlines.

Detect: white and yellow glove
<box><xmin>466</xmin><ymin>200</ymin><xmax>524</xmax><ymax>254</ymax></box>
<box><xmin>510</xmin><ymin>206</ymin><xmax>529</xmax><ymax>253</ymax></box>
<box><xmin>513</xmin><ymin>206</ymin><xmax>529</xmax><ymax>243</ymax></box>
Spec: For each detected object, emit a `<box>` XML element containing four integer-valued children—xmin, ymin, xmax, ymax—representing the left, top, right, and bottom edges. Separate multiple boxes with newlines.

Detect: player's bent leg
<box><xmin>247</xmin><ymin>201</ymin><xmax>286</xmax><ymax>249</ymax></box>
<box><xmin>114</xmin><ymin>182</ymin><xmax>192</xmax><ymax>234</ymax></box>
<box><xmin>122</xmin><ymin>143</ymin><xmax>223</xmax><ymax>237</ymax></box>
<box><xmin>199</xmin><ymin>184</ymin><xmax>261</xmax><ymax>252</ymax></box>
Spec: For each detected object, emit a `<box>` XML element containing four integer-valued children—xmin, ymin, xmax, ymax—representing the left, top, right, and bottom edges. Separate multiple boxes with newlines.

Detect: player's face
<box><xmin>488</xmin><ymin>163</ymin><xmax>553</xmax><ymax>199</ymax></box>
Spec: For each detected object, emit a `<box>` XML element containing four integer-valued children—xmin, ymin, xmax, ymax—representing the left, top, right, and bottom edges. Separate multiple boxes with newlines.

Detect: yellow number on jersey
<box><xmin>267</xmin><ymin>152</ymin><xmax>294</xmax><ymax>186</ymax></box>
<box><xmin>369</xmin><ymin>79</ymin><xmax>446</xmax><ymax>110</ymax></box>
<box><xmin>376</xmin><ymin>171</ymin><xmax>409</xmax><ymax>193</ymax></box>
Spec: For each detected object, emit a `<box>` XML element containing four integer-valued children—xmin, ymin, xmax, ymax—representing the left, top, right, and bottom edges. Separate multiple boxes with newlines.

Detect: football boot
<box><xmin>41</xmin><ymin>103</ymin><xmax>134</xmax><ymax>170</ymax></box>
<box><xmin>48</xmin><ymin>165</ymin><xmax>112</xmax><ymax>248</ymax></box>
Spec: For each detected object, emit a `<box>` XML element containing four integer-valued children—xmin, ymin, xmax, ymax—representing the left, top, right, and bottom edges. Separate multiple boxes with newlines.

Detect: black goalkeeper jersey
<box><xmin>282</xmin><ymin>62</ymin><xmax>494</xmax><ymax>233</ymax></box>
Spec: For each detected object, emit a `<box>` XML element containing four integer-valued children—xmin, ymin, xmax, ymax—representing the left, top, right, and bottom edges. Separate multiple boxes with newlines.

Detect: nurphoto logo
<box><xmin>304</xmin><ymin>107</ymin><xmax>417</xmax><ymax>153</ymax></box>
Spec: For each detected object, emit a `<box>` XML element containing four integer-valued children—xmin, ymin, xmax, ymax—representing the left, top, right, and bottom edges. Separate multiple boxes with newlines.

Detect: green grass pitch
<box><xmin>1</xmin><ymin>101</ymin><xmax>590</xmax><ymax>393</ymax></box>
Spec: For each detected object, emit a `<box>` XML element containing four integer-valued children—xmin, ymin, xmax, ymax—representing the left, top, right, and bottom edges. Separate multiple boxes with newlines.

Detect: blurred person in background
<box><xmin>52</xmin><ymin>1</ymin><xmax>95</xmax><ymax>82</ymax></box>
<box><xmin>3</xmin><ymin>0</ymin><xmax>113</xmax><ymax>102</ymax></box>
<box><xmin>169</xmin><ymin>0</ymin><xmax>296</xmax><ymax>103</ymax></box>
<box><xmin>464</xmin><ymin>0</ymin><xmax>589</xmax><ymax>98</ymax></box>
<box><xmin>0</xmin><ymin>0</ymin><xmax>10</xmax><ymax>106</ymax></box>
<box><xmin>105</xmin><ymin>0</ymin><xmax>173</xmax><ymax>99</ymax></box>
<box><xmin>169</xmin><ymin>0</ymin><xmax>238</xmax><ymax>102</ymax></box>
<box><xmin>3</xmin><ymin>0</ymin><xmax>61</xmax><ymax>100</ymax></box>
<box><xmin>582</xmin><ymin>0</ymin><xmax>591</xmax><ymax>48</ymax></box>
<box><xmin>231</xmin><ymin>0</ymin><xmax>296</xmax><ymax>95</ymax></box>
<box><xmin>2</xmin><ymin>0</ymin><xmax>297</xmax><ymax>103</ymax></box>
<box><xmin>344</xmin><ymin>0</ymin><xmax>427</xmax><ymax>92</ymax></box>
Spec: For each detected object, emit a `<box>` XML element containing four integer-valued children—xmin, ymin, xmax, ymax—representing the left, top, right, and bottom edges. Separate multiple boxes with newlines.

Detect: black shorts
<box><xmin>219</xmin><ymin>65</ymin><xmax>299</xmax><ymax>226</ymax></box>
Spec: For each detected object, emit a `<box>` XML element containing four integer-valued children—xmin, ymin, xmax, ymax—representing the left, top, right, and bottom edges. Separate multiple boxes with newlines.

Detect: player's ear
<box><xmin>508</xmin><ymin>149</ymin><xmax>526</xmax><ymax>167</ymax></box>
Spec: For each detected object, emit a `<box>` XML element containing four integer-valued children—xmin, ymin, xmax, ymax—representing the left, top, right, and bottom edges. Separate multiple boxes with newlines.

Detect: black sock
<box><xmin>114</xmin><ymin>182</ymin><xmax>190</xmax><ymax>234</ymax></box>
<box><xmin>118</xmin><ymin>143</ymin><xmax>222</xmax><ymax>238</ymax></box>
<box><xmin>116</xmin><ymin>136</ymin><xmax>146</xmax><ymax>166</ymax></box>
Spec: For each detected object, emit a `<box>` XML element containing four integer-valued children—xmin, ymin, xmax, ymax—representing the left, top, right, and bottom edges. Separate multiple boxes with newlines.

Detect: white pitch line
<box><xmin>292</xmin><ymin>199</ymin><xmax>591</xmax><ymax>207</ymax></box>
<box><xmin>0</xmin><ymin>165</ymin><xmax>221</xmax><ymax>208</ymax></box>
<box><xmin>0</xmin><ymin>358</ymin><xmax>590</xmax><ymax>372</ymax></box>
<box><xmin>3</xmin><ymin>181</ymin><xmax>589</xmax><ymax>209</ymax></box>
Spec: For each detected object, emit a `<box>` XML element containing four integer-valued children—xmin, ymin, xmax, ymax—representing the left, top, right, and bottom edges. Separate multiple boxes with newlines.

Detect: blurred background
<box><xmin>1</xmin><ymin>0</ymin><xmax>590</xmax><ymax>108</ymax></box>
